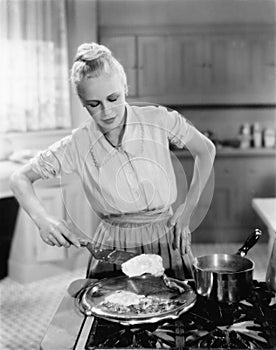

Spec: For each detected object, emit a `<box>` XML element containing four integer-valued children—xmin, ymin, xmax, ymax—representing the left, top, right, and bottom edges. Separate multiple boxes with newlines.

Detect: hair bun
<box><xmin>75</xmin><ymin>43</ymin><xmax>111</xmax><ymax>62</ymax></box>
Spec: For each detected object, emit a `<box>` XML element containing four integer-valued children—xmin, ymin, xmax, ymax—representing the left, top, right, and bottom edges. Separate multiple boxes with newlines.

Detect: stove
<box><xmin>77</xmin><ymin>281</ymin><xmax>276</xmax><ymax>350</ymax></box>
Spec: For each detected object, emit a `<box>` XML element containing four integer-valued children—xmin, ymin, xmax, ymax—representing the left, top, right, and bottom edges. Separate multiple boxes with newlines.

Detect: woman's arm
<box><xmin>170</xmin><ymin>126</ymin><xmax>216</xmax><ymax>254</ymax></box>
<box><xmin>10</xmin><ymin>164</ymin><xmax>81</xmax><ymax>247</ymax></box>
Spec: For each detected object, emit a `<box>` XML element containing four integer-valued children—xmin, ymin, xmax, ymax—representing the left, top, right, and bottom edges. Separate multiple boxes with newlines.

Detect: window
<box><xmin>0</xmin><ymin>0</ymin><xmax>71</xmax><ymax>132</ymax></box>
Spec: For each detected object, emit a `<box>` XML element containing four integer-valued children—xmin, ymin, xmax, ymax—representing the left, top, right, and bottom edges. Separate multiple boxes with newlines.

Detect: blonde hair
<box><xmin>71</xmin><ymin>42</ymin><xmax>128</xmax><ymax>94</ymax></box>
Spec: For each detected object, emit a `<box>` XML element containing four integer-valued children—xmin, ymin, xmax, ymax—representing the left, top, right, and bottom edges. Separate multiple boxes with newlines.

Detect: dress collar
<box><xmin>89</xmin><ymin>103</ymin><xmax>144</xmax><ymax>169</ymax></box>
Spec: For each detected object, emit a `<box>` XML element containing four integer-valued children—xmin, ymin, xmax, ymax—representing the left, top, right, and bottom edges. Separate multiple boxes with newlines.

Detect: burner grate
<box><xmin>84</xmin><ymin>281</ymin><xmax>276</xmax><ymax>350</ymax></box>
<box><xmin>85</xmin><ymin>319</ymin><xmax>176</xmax><ymax>349</ymax></box>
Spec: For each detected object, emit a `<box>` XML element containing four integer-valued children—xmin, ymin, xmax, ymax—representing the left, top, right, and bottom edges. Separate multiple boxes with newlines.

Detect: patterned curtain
<box><xmin>0</xmin><ymin>0</ymin><xmax>71</xmax><ymax>132</ymax></box>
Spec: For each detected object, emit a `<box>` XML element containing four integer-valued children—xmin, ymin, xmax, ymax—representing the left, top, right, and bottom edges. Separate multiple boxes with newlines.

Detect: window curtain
<box><xmin>0</xmin><ymin>0</ymin><xmax>71</xmax><ymax>132</ymax></box>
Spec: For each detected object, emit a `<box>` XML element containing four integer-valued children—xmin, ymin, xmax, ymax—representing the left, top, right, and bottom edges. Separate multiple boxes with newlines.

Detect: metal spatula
<box><xmin>81</xmin><ymin>241</ymin><xmax>139</xmax><ymax>265</ymax></box>
<box><xmin>62</xmin><ymin>233</ymin><xmax>139</xmax><ymax>266</ymax></box>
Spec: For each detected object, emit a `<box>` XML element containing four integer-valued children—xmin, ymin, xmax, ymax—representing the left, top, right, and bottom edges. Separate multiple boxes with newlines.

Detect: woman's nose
<box><xmin>101</xmin><ymin>102</ymin><xmax>112</xmax><ymax>114</ymax></box>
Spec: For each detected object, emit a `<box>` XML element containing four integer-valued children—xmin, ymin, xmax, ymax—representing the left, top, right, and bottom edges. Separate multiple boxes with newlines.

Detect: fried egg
<box><xmin>103</xmin><ymin>290</ymin><xmax>144</xmax><ymax>306</ymax></box>
<box><xmin>121</xmin><ymin>254</ymin><xmax>165</xmax><ymax>277</ymax></box>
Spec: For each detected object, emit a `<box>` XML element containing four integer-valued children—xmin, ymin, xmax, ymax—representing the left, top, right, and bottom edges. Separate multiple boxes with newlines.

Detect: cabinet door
<box><xmin>252</xmin><ymin>33</ymin><xmax>276</xmax><ymax>104</ymax></box>
<box><xmin>138</xmin><ymin>36</ymin><xmax>168</xmax><ymax>97</ymax></box>
<box><xmin>169</xmin><ymin>35</ymin><xmax>204</xmax><ymax>102</ymax></box>
<box><xmin>169</xmin><ymin>30</ymin><xmax>276</xmax><ymax>105</ymax></box>
<box><xmin>241</xmin><ymin>156</ymin><xmax>276</xmax><ymax>227</ymax></box>
<box><xmin>100</xmin><ymin>36</ymin><xmax>137</xmax><ymax>96</ymax></box>
<box><xmin>202</xmin><ymin>160</ymin><xmax>241</xmax><ymax>236</ymax></box>
<box><xmin>203</xmin><ymin>32</ymin><xmax>276</xmax><ymax>104</ymax></box>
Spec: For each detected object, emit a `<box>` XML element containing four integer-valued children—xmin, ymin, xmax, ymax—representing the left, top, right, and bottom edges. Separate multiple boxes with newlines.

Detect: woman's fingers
<box><xmin>40</xmin><ymin>220</ymin><xmax>82</xmax><ymax>248</ymax></box>
<box><xmin>172</xmin><ymin>224</ymin><xmax>191</xmax><ymax>255</ymax></box>
<box><xmin>59</xmin><ymin>221</ymin><xmax>81</xmax><ymax>247</ymax></box>
<box><xmin>172</xmin><ymin>224</ymin><xmax>180</xmax><ymax>250</ymax></box>
<box><xmin>48</xmin><ymin>233</ymin><xmax>62</xmax><ymax>247</ymax></box>
<box><xmin>182</xmin><ymin>228</ymin><xmax>191</xmax><ymax>255</ymax></box>
<box><xmin>169</xmin><ymin>205</ymin><xmax>185</xmax><ymax>227</ymax></box>
<box><xmin>42</xmin><ymin>236</ymin><xmax>55</xmax><ymax>246</ymax></box>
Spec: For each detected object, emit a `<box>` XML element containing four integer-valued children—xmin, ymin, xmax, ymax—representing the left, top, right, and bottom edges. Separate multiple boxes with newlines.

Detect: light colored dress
<box><xmin>30</xmin><ymin>104</ymin><xmax>192</xmax><ymax>279</ymax></box>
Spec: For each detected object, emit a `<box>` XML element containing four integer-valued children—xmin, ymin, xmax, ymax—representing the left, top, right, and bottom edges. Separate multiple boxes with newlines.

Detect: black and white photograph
<box><xmin>0</xmin><ymin>1</ymin><xmax>275</xmax><ymax>349</ymax></box>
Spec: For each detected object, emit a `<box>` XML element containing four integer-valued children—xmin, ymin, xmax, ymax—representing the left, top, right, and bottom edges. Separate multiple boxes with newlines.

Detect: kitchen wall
<box><xmin>2</xmin><ymin>0</ymin><xmax>275</xmax><ymax>262</ymax></box>
<box><xmin>98</xmin><ymin>0</ymin><xmax>276</xmax><ymax>26</ymax></box>
<box><xmin>4</xmin><ymin>0</ymin><xmax>275</xmax><ymax>139</ymax></box>
<box><xmin>96</xmin><ymin>0</ymin><xmax>276</xmax><ymax>140</ymax></box>
<box><xmin>174</xmin><ymin>107</ymin><xmax>276</xmax><ymax>141</ymax></box>
<box><xmin>66</xmin><ymin>0</ymin><xmax>98</xmax><ymax>128</ymax></box>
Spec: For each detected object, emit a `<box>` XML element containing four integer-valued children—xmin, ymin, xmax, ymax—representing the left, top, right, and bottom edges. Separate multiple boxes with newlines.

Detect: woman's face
<box><xmin>77</xmin><ymin>72</ymin><xmax>126</xmax><ymax>133</ymax></box>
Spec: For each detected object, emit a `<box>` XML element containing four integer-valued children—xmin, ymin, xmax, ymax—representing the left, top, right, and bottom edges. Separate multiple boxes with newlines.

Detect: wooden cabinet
<box><xmin>200</xmin><ymin>159</ymin><xmax>240</xmax><ymax>235</ymax></box>
<box><xmin>168</xmin><ymin>35</ymin><xmax>204</xmax><ymax>101</ymax></box>
<box><xmin>137</xmin><ymin>36</ymin><xmax>168</xmax><ymax>97</ymax></box>
<box><xmin>172</xmin><ymin>150</ymin><xmax>276</xmax><ymax>243</ymax></box>
<box><xmin>169</xmin><ymin>30</ymin><xmax>276</xmax><ymax>104</ymax></box>
<box><xmin>240</xmin><ymin>157</ymin><xmax>276</xmax><ymax>227</ymax></box>
<box><xmin>100</xmin><ymin>35</ymin><xmax>168</xmax><ymax>98</ymax></box>
<box><xmin>100</xmin><ymin>26</ymin><xmax>276</xmax><ymax>105</ymax></box>
<box><xmin>100</xmin><ymin>36</ymin><xmax>137</xmax><ymax>96</ymax></box>
<box><xmin>201</xmin><ymin>32</ymin><xmax>276</xmax><ymax>104</ymax></box>
<box><xmin>253</xmin><ymin>32</ymin><xmax>276</xmax><ymax>103</ymax></box>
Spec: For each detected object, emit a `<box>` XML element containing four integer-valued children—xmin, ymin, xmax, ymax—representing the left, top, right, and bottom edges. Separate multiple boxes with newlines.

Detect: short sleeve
<box><xmin>30</xmin><ymin>135</ymin><xmax>76</xmax><ymax>179</ymax></box>
<box><xmin>163</xmin><ymin>108</ymin><xmax>192</xmax><ymax>148</ymax></box>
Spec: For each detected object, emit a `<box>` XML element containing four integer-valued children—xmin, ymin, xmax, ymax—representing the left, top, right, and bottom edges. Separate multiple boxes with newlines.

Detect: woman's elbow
<box><xmin>10</xmin><ymin>170</ymin><xmax>24</xmax><ymax>195</ymax></box>
<box><xmin>209</xmin><ymin>140</ymin><xmax>216</xmax><ymax>161</ymax></box>
<box><xmin>204</xmin><ymin>137</ymin><xmax>216</xmax><ymax>163</ymax></box>
<box><xmin>9</xmin><ymin>167</ymin><xmax>34</xmax><ymax>194</ymax></box>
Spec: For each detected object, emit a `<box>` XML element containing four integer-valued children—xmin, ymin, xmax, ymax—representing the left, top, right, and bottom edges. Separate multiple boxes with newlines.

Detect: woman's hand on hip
<box><xmin>38</xmin><ymin>216</ymin><xmax>82</xmax><ymax>248</ymax></box>
<box><xmin>169</xmin><ymin>203</ymin><xmax>192</xmax><ymax>255</ymax></box>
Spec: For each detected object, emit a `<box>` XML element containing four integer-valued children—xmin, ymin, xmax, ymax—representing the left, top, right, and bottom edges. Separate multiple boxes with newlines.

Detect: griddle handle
<box><xmin>236</xmin><ymin>229</ymin><xmax>262</xmax><ymax>257</ymax></box>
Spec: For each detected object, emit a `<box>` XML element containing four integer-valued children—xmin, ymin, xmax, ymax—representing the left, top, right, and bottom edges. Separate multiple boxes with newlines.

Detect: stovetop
<box><xmin>80</xmin><ymin>281</ymin><xmax>276</xmax><ymax>350</ymax></box>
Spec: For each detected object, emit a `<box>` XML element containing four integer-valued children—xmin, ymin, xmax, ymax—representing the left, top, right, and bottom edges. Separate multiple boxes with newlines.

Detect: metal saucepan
<box><xmin>192</xmin><ymin>229</ymin><xmax>262</xmax><ymax>304</ymax></box>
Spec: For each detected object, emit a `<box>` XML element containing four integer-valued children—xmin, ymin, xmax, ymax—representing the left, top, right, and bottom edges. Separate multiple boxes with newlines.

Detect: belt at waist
<box><xmin>100</xmin><ymin>208</ymin><xmax>172</xmax><ymax>226</ymax></box>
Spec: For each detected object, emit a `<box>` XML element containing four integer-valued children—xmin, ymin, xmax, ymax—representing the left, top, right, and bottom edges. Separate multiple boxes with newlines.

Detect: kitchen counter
<box><xmin>252</xmin><ymin>198</ymin><xmax>276</xmax><ymax>253</ymax></box>
<box><xmin>0</xmin><ymin>160</ymin><xmax>75</xmax><ymax>199</ymax></box>
<box><xmin>40</xmin><ymin>279</ymin><xmax>92</xmax><ymax>350</ymax></box>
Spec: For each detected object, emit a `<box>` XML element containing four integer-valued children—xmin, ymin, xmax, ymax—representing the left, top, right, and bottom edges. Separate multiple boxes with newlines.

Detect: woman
<box><xmin>10</xmin><ymin>43</ymin><xmax>216</xmax><ymax>279</ymax></box>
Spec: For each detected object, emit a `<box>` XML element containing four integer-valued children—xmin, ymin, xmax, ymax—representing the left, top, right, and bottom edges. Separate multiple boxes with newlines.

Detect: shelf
<box><xmin>172</xmin><ymin>147</ymin><xmax>276</xmax><ymax>158</ymax></box>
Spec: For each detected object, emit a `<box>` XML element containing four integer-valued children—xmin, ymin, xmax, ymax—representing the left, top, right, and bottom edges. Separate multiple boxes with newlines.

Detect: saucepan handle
<box><xmin>236</xmin><ymin>228</ymin><xmax>262</xmax><ymax>257</ymax></box>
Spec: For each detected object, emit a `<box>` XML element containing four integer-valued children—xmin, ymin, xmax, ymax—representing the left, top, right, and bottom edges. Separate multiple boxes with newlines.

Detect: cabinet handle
<box><xmin>200</xmin><ymin>63</ymin><xmax>213</xmax><ymax>69</ymax></box>
<box><xmin>265</xmin><ymin>63</ymin><xmax>276</xmax><ymax>67</ymax></box>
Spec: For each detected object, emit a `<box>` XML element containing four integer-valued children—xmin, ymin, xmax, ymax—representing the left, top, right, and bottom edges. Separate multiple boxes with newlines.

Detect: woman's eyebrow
<box><xmin>85</xmin><ymin>99</ymin><xmax>99</xmax><ymax>103</ymax></box>
<box><xmin>108</xmin><ymin>92</ymin><xmax>120</xmax><ymax>98</ymax></box>
<box><xmin>83</xmin><ymin>92</ymin><xmax>120</xmax><ymax>105</ymax></box>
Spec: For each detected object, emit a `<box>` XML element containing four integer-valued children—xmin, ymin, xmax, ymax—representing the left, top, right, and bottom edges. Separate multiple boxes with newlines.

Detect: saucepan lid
<box><xmin>76</xmin><ymin>274</ymin><xmax>196</xmax><ymax>325</ymax></box>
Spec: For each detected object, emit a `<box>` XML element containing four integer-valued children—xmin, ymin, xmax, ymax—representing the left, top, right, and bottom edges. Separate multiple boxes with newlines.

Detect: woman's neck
<box><xmin>103</xmin><ymin>111</ymin><xmax>127</xmax><ymax>148</ymax></box>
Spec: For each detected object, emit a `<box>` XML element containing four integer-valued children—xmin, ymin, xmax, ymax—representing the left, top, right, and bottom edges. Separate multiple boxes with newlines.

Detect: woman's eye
<box><xmin>88</xmin><ymin>102</ymin><xmax>100</xmax><ymax>108</ymax></box>
<box><xmin>108</xmin><ymin>96</ymin><xmax>119</xmax><ymax>102</ymax></box>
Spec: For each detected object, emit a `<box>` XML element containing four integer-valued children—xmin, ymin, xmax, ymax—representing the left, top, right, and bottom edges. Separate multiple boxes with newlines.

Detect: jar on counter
<box><xmin>251</xmin><ymin>122</ymin><xmax>262</xmax><ymax>148</ymax></box>
<box><xmin>239</xmin><ymin>123</ymin><xmax>251</xmax><ymax>149</ymax></box>
<box><xmin>263</xmin><ymin>128</ymin><xmax>276</xmax><ymax>148</ymax></box>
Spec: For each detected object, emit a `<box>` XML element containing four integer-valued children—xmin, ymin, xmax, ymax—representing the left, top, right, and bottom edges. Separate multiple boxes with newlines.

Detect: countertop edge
<box><xmin>172</xmin><ymin>147</ymin><xmax>276</xmax><ymax>157</ymax></box>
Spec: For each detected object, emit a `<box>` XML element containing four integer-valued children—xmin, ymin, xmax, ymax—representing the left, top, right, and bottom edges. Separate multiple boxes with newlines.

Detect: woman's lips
<box><xmin>102</xmin><ymin>117</ymin><xmax>116</xmax><ymax>124</ymax></box>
